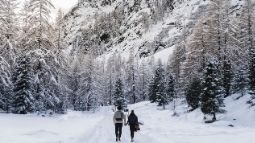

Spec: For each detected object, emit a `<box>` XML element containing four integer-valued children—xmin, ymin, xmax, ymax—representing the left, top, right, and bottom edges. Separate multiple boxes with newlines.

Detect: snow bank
<box><xmin>132</xmin><ymin>95</ymin><xmax>255</xmax><ymax>143</ymax></box>
<box><xmin>0</xmin><ymin>111</ymin><xmax>104</xmax><ymax>143</ymax></box>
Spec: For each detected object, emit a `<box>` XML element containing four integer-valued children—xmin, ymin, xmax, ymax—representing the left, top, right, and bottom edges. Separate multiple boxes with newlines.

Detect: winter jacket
<box><xmin>128</xmin><ymin>114</ymin><xmax>138</xmax><ymax>125</ymax></box>
<box><xmin>113</xmin><ymin>110</ymin><xmax>126</xmax><ymax>124</ymax></box>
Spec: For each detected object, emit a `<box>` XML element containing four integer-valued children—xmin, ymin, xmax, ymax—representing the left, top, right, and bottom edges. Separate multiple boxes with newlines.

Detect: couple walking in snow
<box><xmin>113</xmin><ymin>106</ymin><xmax>139</xmax><ymax>142</ymax></box>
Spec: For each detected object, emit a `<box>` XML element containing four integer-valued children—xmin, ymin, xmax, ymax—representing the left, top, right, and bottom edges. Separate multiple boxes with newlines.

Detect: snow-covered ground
<box><xmin>1</xmin><ymin>94</ymin><xmax>255</xmax><ymax>143</ymax></box>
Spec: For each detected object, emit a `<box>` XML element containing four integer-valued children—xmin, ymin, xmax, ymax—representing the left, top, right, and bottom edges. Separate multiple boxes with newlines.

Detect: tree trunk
<box><xmin>212</xmin><ymin>112</ymin><xmax>217</xmax><ymax>121</ymax></box>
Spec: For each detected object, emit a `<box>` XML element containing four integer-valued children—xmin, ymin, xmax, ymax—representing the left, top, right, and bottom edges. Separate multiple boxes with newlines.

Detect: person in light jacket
<box><xmin>113</xmin><ymin>106</ymin><xmax>126</xmax><ymax>142</ymax></box>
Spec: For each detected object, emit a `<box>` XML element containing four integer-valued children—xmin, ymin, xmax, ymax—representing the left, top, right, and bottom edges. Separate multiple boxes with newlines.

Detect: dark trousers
<box><xmin>115</xmin><ymin>123</ymin><xmax>123</xmax><ymax>139</ymax></box>
<box><xmin>130</xmin><ymin>124</ymin><xmax>136</xmax><ymax>139</ymax></box>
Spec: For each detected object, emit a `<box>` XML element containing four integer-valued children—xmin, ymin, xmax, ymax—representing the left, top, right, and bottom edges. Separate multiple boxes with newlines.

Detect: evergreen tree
<box><xmin>169</xmin><ymin>27</ymin><xmax>187</xmax><ymax>96</ymax></box>
<box><xmin>164</xmin><ymin>73</ymin><xmax>175</xmax><ymax>110</ymax></box>
<box><xmin>165</xmin><ymin>73</ymin><xmax>175</xmax><ymax>102</ymax></box>
<box><xmin>221</xmin><ymin>0</ymin><xmax>233</xmax><ymax>98</ymax></box>
<box><xmin>125</xmin><ymin>49</ymin><xmax>138</xmax><ymax>104</ymax></box>
<box><xmin>0</xmin><ymin>0</ymin><xmax>19</xmax><ymax>40</ymax></box>
<box><xmin>249</xmin><ymin>47</ymin><xmax>255</xmax><ymax>102</ymax></box>
<box><xmin>223</xmin><ymin>60</ymin><xmax>232</xmax><ymax>97</ymax></box>
<box><xmin>201</xmin><ymin>60</ymin><xmax>224</xmax><ymax>121</ymax></box>
<box><xmin>113</xmin><ymin>78</ymin><xmax>126</xmax><ymax>108</ymax></box>
<box><xmin>136</xmin><ymin>60</ymin><xmax>150</xmax><ymax>101</ymax></box>
<box><xmin>149</xmin><ymin>60</ymin><xmax>166</xmax><ymax>107</ymax></box>
<box><xmin>29</xmin><ymin>48</ymin><xmax>63</xmax><ymax>113</ymax></box>
<box><xmin>186</xmin><ymin>78</ymin><xmax>202</xmax><ymax>111</ymax></box>
<box><xmin>28</xmin><ymin>0</ymin><xmax>55</xmax><ymax>48</ymax></box>
<box><xmin>242</xmin><ymin>0</ymin><xmax>255</xmax><ymax>102</ymax></box>
<box><xmin>233</xmin><ymin>66</ymin><xmax>248</xmax><ymax>96</ymax></box>
<box><xmin>83</xmin><ymin>54</ymin><xmax>96</xmax><ymax>111</ymax></box>
<box><xmin>12</xmin><ymin>56</ymin><xmax>34</xmax><ymax>114</ymax></box>
<box><xmin>0</xmin><ymin>53</ymin><xmax>12</xmax><ymax>112</ymax></box>
<box><xmin>106</xmin><ymin>55</ymin><xmax>115</xmax><ymax>105</ymax></box>
<box><xmin>20</xmin><ymin>0</ymin><xmax>32</xmax><ymax>44</ymax></box>
<box><xmin>54</xmin><ymin>9</ymin><xmax>64</xmax><ymax>50</ymax></box>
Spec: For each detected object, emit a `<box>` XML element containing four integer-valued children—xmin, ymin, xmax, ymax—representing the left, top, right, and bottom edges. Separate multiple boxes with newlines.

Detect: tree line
<box><xmin>0</xmin><ymin>0</ymin><xmax>174</xmax><ymax>114</ymax></box>
<box><xmin>169</xmin><ymin>0</ymin><xmax>255</xmax><ymax>121</ymax></box>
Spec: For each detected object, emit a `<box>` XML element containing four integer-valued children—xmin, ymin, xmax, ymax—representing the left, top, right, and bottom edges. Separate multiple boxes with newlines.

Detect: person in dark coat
<box><xmin>127</xmin><ymin>110</ymin><xmax>139</xmax><ymax>142</ymax></box>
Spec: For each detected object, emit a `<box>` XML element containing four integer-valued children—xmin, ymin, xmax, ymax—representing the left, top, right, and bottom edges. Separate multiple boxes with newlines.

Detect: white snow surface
<box><xmin>1</xmin><ymin>94</ymin><xmax>255</xmax><ymax>143</ymax></box>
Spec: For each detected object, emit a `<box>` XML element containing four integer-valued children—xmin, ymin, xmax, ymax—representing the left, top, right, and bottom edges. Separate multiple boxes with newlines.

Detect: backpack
<box><xmin>115</xmin><ymin>111</ymin><xmax>124</xmax><ymax>121</ymax></box>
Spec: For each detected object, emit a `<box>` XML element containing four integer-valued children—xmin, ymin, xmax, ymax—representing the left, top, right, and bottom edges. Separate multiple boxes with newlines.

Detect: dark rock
<box><xmin>228</xmin><ymin>124</ymin><xmax>234</xmax><ymax>127</ymax></box>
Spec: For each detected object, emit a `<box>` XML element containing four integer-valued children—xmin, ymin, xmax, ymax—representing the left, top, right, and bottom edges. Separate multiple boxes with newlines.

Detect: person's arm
<box><xmin>113</xmin><ymin>113</ymin><xmax>116</xmax><ymax>124</ymax></box>
<box><xmin>123</xmin><ymin>113</ymin><xmax>127</xmax><ymax>124</ymax></box>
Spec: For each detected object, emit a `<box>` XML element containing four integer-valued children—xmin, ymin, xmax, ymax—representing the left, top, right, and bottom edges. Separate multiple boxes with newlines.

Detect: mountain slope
<box><xmin>62</xmin><ymin>0</ymin><xmax>208</xmax><ymax>59</ymax></box>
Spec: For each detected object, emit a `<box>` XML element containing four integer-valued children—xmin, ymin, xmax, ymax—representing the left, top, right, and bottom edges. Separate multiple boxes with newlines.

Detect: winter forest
<box><xmin>1</xmin><ymin>0</ymin><xmax>255</xmax><ymax>132</ymax></box>
<box><xmin>1</xmin><ymin>0</ymin><xmax>255</xmax><ymax>142</ymax></box>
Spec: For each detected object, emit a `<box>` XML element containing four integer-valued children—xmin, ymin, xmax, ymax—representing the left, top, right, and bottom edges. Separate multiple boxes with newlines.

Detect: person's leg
<box><xmin>115</xmin><ymin>124</ymin><xmax>119</xmax><ymax>140</ymax></box>
<box><xmin>119</xmin><ymin>123</ymin><xmax>123</xmax><ymax>139</ymax></box>
<box><xmin>130</xmin><ymin>125</ymin><xmax>135</xmax><ymax>139</ymax></box>
<box><xmin>129</xmin><ymin>124</ymin><xmax>135</xmax><ymax>142</ymax></box>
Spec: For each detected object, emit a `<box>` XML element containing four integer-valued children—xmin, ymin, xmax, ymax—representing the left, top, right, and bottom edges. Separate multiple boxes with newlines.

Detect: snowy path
<box><xmin>1</xmin><ymin>100</ymin><xmax>255</xmax><ymax>143</ymax></box>
<box><xmin>81</xmin><ymin>105</ymin><xmax>159</xmax><ymax>143</ymax></box>
<box><xmin>80</xmin><ymin>102</ymin><xmax>255</xmax><ymax>143</ymax></box>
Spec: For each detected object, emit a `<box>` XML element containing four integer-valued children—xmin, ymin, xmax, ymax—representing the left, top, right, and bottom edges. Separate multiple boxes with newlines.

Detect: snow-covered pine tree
<box><xmin>106</xmin><ymin>55</ymin><xmax>115</xmax><ymax>105</ymax></box>
<box><xmin>68</xmin><ymin>62</ymin><xmax>82</xmax><ymax>110</ymax></box>
<box><xmin>0</xmin><ymin>0</ymin><xmax>19</xmax><ymax>41</ymax></box>
<box><xmin>222</xmin><ymin>60</ymin><xmax>232</xmax><ymax>97</ymax></box>
<box><xmin>244</xmin><ymin>0</ymin><xmax>255</xmax><ymax>103</ymax></box>
<box><xmin>165</xmin><ymin>72</ymin><xmax>175</xmax><ymax>102</ymax></box>
<box><xmin>232</xmin><ymin>66</ymin><xmax>248</xmax><ymax>96</ymax></box>
<box><xmin>54</xmin><ymin>9</ymin><xmax>64</xmax><ymax>50</ymax></box>
<box><xmin>165</xmin><ymin>73</ymin><xmax>175</xmax><ymax>110</ymax></box>
<box><xmin>0</xmin><ymin>56</ymin><xmax>12</xmax><ymax>112</ymax></box>
<box><xmin>12</xmin><ymin>56</ymin><xmax>34</xmax><ymax>114</ymax></box>
<box><xmin>136</xmin><ymin>60</ymin><xmax>150</xmax><ymax>101</ymax></box>
<box><xmin>0</xmin><ymin>0</ymin><xmax>18</xmax><ymax>68</ymax></box>
<box><xmin>19</xmin><ymin>0</ymin><xmax>32</xmax><ymax>45</ymax></box>
<box><xmin>28</xmin><ymin>0</ymin><xmax>55</xmax><ymax>48</ymax></box>
<box><xmin>105</xmin><ymin>53</ymin><xmax>124</xmax><ymax>105</ymax></box>
<box><xmin>186</xmin><ymin>78</ymin><xmax>202</xmax><ymax>111</ymax></box>
<box><xmin>184</xmin><ymin>0</ymin><xmax>226</xmax><ymax>103</ymax></box>
<box><xmin>69</xmin><ymin>54</ymin><xmax>93</xmax><ymax>111</ymax></box>
<box><xmin>83</xmin><ymin>54</ymin><xmax>97</xmax><ymax>111</ymax></box>
<box><xmin>125</xmin><ymin>49</ymin><xmax>138</xmax><ymax>104</ymax></box>
<box><xmin>28</xmin><ymin>48</ymin><xmax>63</xmax><ymax>113</ymax></box>
<box><xmin>201</xmin><ymin>60</ymin><xmax>224</xmax><ymax>121</ymax></box>
<box><xmin>113</xmin><ymin>78</ymin><xmax>126</xmax><ymax>108</ymax></box>
<box><xmin>149</xmin><ymin>60</ymin><xmax>166</xmax><ymax>108</ymax></box>
<box><xmin>221</xmin><ymin>0</ymin><xmax>233</xmax><ymax>98</ymax></box>
<box><xmin>231</xmin><ymin>0</ymin><xmax>252</xmax><ymax>77</ymax></box>
<box><xmin>169</xmin><ymin>27</ymin><xmax>187</xmax><ymax>96</ymax></box>
<box><xmin>0</xmin><ymin>0</ymin><xmax>18</xmax><ymax>111</ymax></box>
<box><xmin>91</xmin><ymin>59</ymin><xmax>107</xmax><ymax>107</ymax></box>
